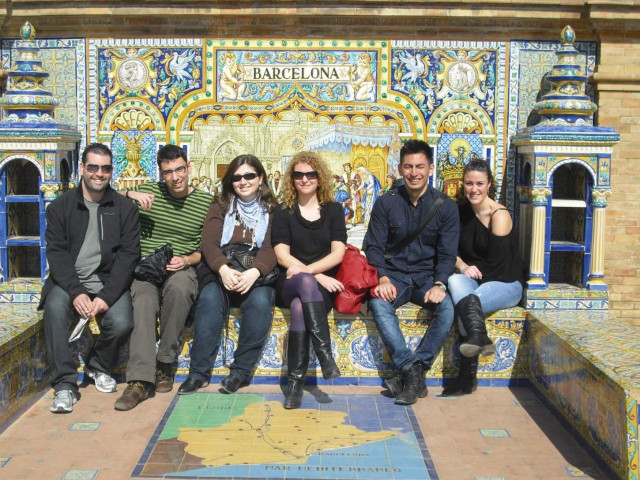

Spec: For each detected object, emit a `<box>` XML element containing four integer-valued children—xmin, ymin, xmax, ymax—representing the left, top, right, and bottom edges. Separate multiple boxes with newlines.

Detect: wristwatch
<box><xmin>434</xmin><ymin>282</ymin><xmax>447</xmax><ymax>292</ymax></box>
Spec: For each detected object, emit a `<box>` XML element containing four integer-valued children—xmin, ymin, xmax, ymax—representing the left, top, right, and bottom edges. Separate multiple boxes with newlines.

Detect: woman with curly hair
<box><xmin>272</xmin><ymin>151</ymin><xmax>347</xmax><ymax>409</ymax></box>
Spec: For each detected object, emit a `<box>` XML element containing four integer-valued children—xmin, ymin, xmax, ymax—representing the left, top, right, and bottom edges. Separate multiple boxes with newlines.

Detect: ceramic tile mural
<box><xmin>0</xmin><ymin>35</ymin><xmax>595</xmax><ymax>247</ymax></box>
<box><xmin>2</xmin><ymin>31</ymin><xmax>632</xmax><ymax>480</ymax></box>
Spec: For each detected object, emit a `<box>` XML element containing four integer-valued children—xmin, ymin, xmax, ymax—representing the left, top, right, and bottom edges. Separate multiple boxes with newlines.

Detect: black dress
<box><xmin>457</xmin><ymin>202</ymin><xmax>525</xmax><ymax>286</ymax></box>
<box><xmin>271</xmin><ymin>202</ymin><xmax>348</xmax><ymax>310</ymax></box>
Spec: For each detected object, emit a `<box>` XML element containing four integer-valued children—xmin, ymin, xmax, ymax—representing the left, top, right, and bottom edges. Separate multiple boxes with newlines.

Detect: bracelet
<box><xmin>125</xmin><ymin>190</ymin><xmax>130</xmax><ymax>199</ymax></box>
<box><xmin>434</xmin><ymin>282</ymin><xmax>447</xmax><ymax>292</ymax></box>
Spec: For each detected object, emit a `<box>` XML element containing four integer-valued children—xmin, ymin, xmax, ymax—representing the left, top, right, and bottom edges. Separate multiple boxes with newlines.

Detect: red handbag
<box><xmin>334</xmin><ymin>244</ymin><xmax>379</xmax><ymax>314</ymax></box>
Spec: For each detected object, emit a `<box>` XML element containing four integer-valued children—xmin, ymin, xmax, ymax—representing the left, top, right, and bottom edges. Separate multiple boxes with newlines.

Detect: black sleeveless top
<box><xmin>457</xmin><ymin>202</ymin><xmax>525</xmax><ymax>285</ymax></box>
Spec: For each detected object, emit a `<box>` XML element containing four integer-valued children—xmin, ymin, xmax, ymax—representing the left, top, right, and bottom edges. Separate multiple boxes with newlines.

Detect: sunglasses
<box><xmin>291</xmin><ymin>171</ymin><xmax>319</xmax><ymax>181</ymax></box>
<box><xmin>85</xmin><ymin>164</ymin><xmax>113</xmax><ymax>174</ymax></box>
<box><xmin>160</xmin><ymin>165</ymin><xmax>187</xmax><ymax>178</ymax></box>
<box><xmin>232</xmin><ymin>172</ymin><xmax>259</xmax><ymax>182</ymax></box>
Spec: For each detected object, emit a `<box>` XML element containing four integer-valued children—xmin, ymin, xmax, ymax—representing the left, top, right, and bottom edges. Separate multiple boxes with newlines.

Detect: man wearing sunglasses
<box><xmin>40</xmin><ymin>143</ymin><xmax>141</xmax><ymax>413</ymax></box>
<box><xmin>115</xmin><ymin>144</ymin><xmax>213</xmax><ymax>411</ymax></box>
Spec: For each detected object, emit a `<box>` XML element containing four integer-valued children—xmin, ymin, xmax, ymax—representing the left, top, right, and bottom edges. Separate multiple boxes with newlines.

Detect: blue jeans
<box><xmin>44</xmin><ymin>284</ymin><xmax>133</xmax><ymax>393</ymax></box>
<box><xmin>188</xmin><ymin>281</ymin><xmax>275</xmax><ymax>382</ymax></box>
<box><xmin>368</xmin><ymin>274</ymin><xmax>454</xmax><ymax>371</ymax></box>
<box><xmin>447</xmin><ymin>274</ymin><xmax>523</xmax><ymax>335</ymax></box>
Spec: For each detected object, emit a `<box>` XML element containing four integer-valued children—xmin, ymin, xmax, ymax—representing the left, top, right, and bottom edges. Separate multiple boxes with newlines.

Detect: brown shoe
<box><xmin>114</xmin><ymin>381</ymin><xmax>149</xmax><ymax>411</ymax></box>
<box><xmin>155</xmin><ymin>362</ymin><xmax>174</xmax><ymax>393</ymax></box>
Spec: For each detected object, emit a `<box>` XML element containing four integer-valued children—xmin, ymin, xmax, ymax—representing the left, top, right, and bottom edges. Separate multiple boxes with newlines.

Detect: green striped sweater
<box><xmin>133</xmin><ymin>182</ymin><xmax>213</xmax><ymax>257</ymax></box>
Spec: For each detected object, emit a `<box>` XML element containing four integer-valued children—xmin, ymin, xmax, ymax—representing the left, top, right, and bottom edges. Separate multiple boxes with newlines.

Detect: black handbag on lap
<box><xmin>134</xmin><ymin>243</ymin><xmax>173</xmax><ymax>287</ymax></box>
<box><xmin>221</xmin><ymin>244</ymin><xmax>279</xmax><ymax>286</ymax></box>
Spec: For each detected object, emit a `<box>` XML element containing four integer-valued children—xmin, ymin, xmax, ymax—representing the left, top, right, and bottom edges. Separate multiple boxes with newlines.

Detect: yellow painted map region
<box><xmin>178</xmin><ymin>400</ymin><xmax>397</xmax><ymax>466</ymax></box>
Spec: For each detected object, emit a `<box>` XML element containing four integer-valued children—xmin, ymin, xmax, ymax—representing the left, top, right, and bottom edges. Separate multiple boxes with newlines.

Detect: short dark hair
<box><xmin>82</xmin><ymin>143</ymin><xmax>112</xmax><ymax>164</ymax></box>
<box><xmin>157</xmin><ymin>144</ymin><xmax>187</xmax><ymax>167</ymax></box>
<box><xmin>400</xmin><ymin>140</ymin><xmax>433</xmax><ymax>165</ymax></box>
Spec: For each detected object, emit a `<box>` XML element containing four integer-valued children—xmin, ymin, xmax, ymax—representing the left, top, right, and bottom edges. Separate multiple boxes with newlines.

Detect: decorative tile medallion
<box><xmin>479</xmin><ymin>429</ymin><xmax>510</xmax><ymax>438</ymax></box>
<box><xmin>60</xmin><ymin>470</ymin><xmax>99</xmax><ymax>480</ymax></box>
<box><xmin>69</xmin><ymin>422</ymin><xmax>100</xmax><ymax>431</ymax></box>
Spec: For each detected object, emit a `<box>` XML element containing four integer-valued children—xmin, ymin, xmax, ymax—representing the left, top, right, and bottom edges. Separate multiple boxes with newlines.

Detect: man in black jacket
<box><xmin>39</xmin><ymin>143</ymin><xmax>140</xmax><ymax>413</ymax></box>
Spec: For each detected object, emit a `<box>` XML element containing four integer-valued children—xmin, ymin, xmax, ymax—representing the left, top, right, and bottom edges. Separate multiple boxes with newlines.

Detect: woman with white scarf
<box><xmin>178</xmin><ymin>155</ymin><xmax>278</xmax><ymax>395</ymax></box>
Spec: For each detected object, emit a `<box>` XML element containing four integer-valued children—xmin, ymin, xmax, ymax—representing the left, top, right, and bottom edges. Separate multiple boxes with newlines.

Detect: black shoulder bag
<box><xmin>384</xmin><ymin>191</ymin><xmax>447</xmax><ymax>260</ymax></box>
<box><xmin>221</xmin><ymin>244</ymin><xmax>279</xmax><ymax>286</ymax></box>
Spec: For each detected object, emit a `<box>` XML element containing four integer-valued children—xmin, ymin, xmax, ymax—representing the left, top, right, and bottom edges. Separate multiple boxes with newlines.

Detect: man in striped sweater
<box><xmin>115</xmin><ymin>145</ymin><xmax>213</xmax><ymax>411</ymax></box>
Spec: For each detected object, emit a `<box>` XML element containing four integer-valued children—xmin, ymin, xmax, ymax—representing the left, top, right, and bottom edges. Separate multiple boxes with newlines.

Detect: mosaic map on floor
<box><xmin>133</xmin><ymin>393</ymin><xmax>438</xmax><ymax>479</ymax></box>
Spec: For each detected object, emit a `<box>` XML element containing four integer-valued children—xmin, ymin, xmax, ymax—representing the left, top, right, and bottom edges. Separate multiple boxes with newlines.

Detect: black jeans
<box><xmin>44</xmin><ymin>284</ymin><xmax>133</xmax><ymax>392</ymax></box>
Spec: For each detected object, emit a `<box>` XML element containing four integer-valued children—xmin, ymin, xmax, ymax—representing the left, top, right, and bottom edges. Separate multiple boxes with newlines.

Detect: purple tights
<box><xmin>281</xmin><ymin>273</ymin><xmax>324</xmax><ymax>331</ymax></box>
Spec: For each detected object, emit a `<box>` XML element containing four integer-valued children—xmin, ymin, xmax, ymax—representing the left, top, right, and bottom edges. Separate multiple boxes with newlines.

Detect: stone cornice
<box><xmin>0</xmin><ymin>1</ymin><xmax>637</xmax><ymax>38</ymax></box>
<box><xmin>0</xmin><ymin>1</ymin><xmax>594</xmax><ymax>38</ymax></box>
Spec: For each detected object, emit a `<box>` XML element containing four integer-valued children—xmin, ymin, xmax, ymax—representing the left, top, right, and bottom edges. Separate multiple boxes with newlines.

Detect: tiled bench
<box><xmin>170</xmin><ymin>304</ymin><xmax>528</xmax><ymax>386</ymax></box>
<box><xmin>0</xmin><ymin>301</ymin><xmax>527</xmax><ymax>429</ymax></box>
<box><xmin>527</xmin><ymin>310</ymin><xmax>640</xmax><ymax>480</ymax></box>
<box><xmin>0</xmin><ymin>304</ymin><xmax>49</xmax><ymax>429</ymax></box>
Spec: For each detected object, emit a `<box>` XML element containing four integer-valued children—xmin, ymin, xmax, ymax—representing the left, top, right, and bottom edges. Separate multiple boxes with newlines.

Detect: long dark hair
<box><xmin>218</xmin><ymin>154</ymin><xmax>277</xmax><ymax>214</ymax></box>
<box><xmin>458</xmin><ymin>158</ymin><xmax>496</xmax><ymax>204</ymax></box>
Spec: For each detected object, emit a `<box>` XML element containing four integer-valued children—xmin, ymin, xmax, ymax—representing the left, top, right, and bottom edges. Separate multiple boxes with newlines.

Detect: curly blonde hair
<box><xmin>281</xmin><ymin>151</ymin><xmax>335</xmax><ymax>209</ymax></box>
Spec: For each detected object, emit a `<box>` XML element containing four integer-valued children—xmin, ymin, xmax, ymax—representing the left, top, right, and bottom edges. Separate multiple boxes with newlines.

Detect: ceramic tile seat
<box><xmin>105</xmin><ymin>304</ymin><xmax>528</xmax><ymax>387</ymax></box>
<box><xmin>0</xmin><ymin>304</ymin><xmax>49</xmax><ymax>428</ymax></box>
<box><xmin>0</xmin><ymin>302</ymin><xmax>527</xmax><ymax>430</ymax></box>
<box><xmin>527</xmin><ymin>309</ymin><xmax>640</xmax><ymax>480</ymax></box>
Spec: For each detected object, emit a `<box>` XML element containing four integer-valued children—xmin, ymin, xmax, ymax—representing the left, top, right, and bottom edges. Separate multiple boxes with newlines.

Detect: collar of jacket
<box><xmin>398</xmin><ymin>184</ymin><xmax>431</xmax><ymax>205</ymax></box>
<box><xmin>75</xmin><ymin>182</ymin><xmax>116</xmax><ymax>206</ymax></box>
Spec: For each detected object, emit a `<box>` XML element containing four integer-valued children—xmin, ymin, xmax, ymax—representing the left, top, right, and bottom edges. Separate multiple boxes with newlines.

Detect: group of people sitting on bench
<box><xmin>41</xmin><ymin>139</ymin><xmax>523</xmax><ymax>414</ymax></box>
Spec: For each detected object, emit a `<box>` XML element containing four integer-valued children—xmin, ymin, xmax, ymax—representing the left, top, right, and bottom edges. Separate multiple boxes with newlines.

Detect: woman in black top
<box><xmin>443</xmin><ymin>159</ymin><xmax>524</xmax><ymax>396</ymax></box>
<box><xmin>272</xmin><ymin>151</ymin><xmax>347</xmax><ymax>409</ymax></box>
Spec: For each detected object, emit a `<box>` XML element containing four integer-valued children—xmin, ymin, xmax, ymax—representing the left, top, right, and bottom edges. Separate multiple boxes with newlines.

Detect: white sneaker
<box><xmin>84</xmin><ymin>368</ymin><xmax>117</xmax><ymax>393</ymax></box>
<box><xmin>51</xmin><ymin>390</ymin><xmax>77</xmax><ymax>413</ymax></box>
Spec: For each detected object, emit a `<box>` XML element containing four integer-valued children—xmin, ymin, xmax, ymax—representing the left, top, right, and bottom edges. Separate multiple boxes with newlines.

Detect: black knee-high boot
<box><xmin>301</xmin><ymin>301</ymin><xmax>341</xmax><ymax>380</ymax></box>
<box><xmin>284</xmin><ymin>330</ymin><xmax>310</xmax><ymax>409</ymax></box>
<box><xmin>442</xmin><ymin>354</ymin><xmax>478</xmax><ymax>396</ymax></box>
<box><xmin>457</xmin><ymin>294</ymin><xmax>494</xmax><ymax>357</ymax></box>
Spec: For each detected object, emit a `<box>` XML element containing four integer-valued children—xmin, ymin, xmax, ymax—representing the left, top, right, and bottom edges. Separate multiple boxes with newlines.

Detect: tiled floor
<box><xmin>0</xmin><ymin>383</ymin><xmax>612</xmax><ymax>480</ymax></box>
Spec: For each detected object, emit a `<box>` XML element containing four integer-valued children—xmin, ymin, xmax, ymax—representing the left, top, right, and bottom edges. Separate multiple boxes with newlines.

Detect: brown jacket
<box><xmin>201</xmin><ymin>202</ymin><xmax>277</xmax><ymax>278</ymax></box>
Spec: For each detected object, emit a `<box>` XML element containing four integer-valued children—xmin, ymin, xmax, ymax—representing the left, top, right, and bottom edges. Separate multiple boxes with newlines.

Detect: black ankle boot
<box><xmin>395</xmin><ymin>362</ymin><xmax>427</xmax><ymax>405</ymax></box>
<box><xmin>442</xmin><ymin>354</ymin><xmax>478</xmax><ymax>396</ymax></box>
<box><xmin>457</xmin><ymin>294</ymin><xmax>493</xmax><ymax>357</ymax></box>
<box><xmin>301</xmin><ymin>302</ymin><xmax>341</xmax><ymax>380</ymax></box>
<box><xmin>284</xmin><ymin>330</ymin><xmax>310</xmax><ymax>409</ymax></box>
